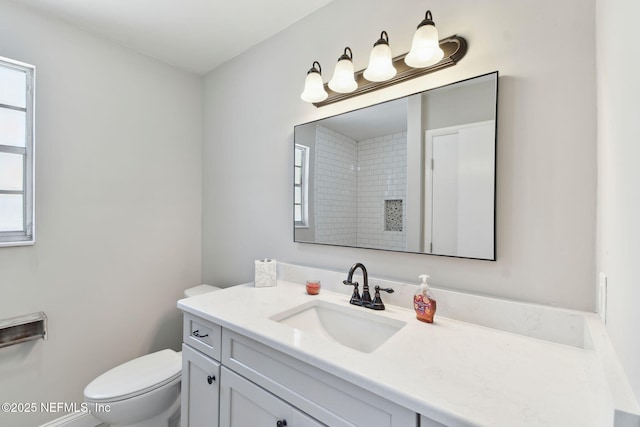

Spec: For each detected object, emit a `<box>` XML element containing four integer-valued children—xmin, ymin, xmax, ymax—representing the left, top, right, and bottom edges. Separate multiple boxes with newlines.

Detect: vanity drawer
<box><xmin>222</xmin><ymin>329</ymin><xmax>416</xmax><ymax>427</ymax></box>
<box><xmin>183</xmin><ymin>314</ymin><xmax>222</xmax><ymax>361</ymax></box>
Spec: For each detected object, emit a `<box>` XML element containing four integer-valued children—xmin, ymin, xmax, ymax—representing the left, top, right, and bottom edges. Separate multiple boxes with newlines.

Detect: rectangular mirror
<box><xmin>294</xmin><ymin>71</ymin><xmax>498</xmax><ymax>260</ymax></box>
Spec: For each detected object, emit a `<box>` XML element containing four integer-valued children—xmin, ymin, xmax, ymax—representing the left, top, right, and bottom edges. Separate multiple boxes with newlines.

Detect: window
<box><xmin>0</xmin><ymin>56</ymin><xmax>35</xmax><ymax>246</ymax></box>
<box><xmin>294</xmin><ymin>144</ymin><xmax>309</xmax><ymax>228</ymax></box>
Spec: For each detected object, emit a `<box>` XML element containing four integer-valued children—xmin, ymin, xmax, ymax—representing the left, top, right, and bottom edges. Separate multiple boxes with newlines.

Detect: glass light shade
<box><xmin>328</xmin><ymin>58</ymin><xmax>357</xmax><ymax>93</ymax></box>
<box><xmin>405</xmin><ymin>24</ymin><xmax>444</xmax><ymax>68</ymax></box>
<box><xmin>301</xmin><ymin>71</ymin><xmax>328</xmax><ymax>103</ymax></box>
<box><xmin>363</xmin><ymin>43</ymin><xmax>397</xmax><ymax>82</ymax></box>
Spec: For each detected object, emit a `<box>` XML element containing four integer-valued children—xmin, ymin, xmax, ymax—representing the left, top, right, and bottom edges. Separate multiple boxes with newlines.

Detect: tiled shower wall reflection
<box><xmin>315</xmin><ymin>125</ymin><xmax>407</xmax><ymax>250</ymax></box>
<box><xmin>357</xmin><ymin>132</ymin><xmax>407</xmax><ymax>251</ymax></box>
<box><xmin>315</xmin><ymin>126</ymin><xmax>358</xmax><ymax>246</ymax></box>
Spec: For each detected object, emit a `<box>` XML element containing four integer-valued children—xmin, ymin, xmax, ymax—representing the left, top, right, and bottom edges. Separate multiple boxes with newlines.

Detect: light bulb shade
<box><xmin>363</xmin><ymin>31</ymin><xmax>397</xmax><ymax>82</ymax></box>
<box><xmin>301</xmin><ymin>61</ymin><xmax>328</xmax><ymax>103</ymax></box>
<box><xmin>405</xmin><ymin>11</ymin><xmax>445</xmax><ymax>68</ymax></box>
<box><xmin>328</xmin><ymin>47</ymin><xmax>357</xmax><ymax>93</ymax></box>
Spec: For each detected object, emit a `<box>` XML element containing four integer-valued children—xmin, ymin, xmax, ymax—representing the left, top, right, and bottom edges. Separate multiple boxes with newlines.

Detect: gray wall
<box><xmin>0</xmin><ymin>1</ymin><xmax>202</xmax><ymax>425</ymax></box>
<box><xmin>422</xmin><ymin>77</ymin><xmax>496</xmax><ymax>130</ymax></box>
<box><xmin>202</xmin><ymin>0</ymin><xmax>597</xmax><ymax>312</ymax></box>
<box><xmin>596</xmin><ymin>0</ymin><xmax>640</xmax><ymax>402</ymax></box>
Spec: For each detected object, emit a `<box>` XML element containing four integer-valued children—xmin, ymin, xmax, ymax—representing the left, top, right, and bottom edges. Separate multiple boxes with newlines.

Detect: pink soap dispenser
<box><xmin>414</xmin><ymin>274</ymin><xmax>436</xmax><ymax>323</ymax></box>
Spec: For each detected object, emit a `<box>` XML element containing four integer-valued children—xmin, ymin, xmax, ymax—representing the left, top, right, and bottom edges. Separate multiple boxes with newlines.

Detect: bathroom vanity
<box><xmin>181</xmin><ymin>310</ymin><xmax>414</xmax><ymax>427</ymax></box>
<box><xmin>178</xmin><ymin>264</ymin><xmax>639</xmax><ymax>427</ymax></box>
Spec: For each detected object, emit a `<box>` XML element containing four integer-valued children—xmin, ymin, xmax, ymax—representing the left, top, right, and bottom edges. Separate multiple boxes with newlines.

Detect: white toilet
<box><xmin>83</xmin><ymin>285</ymin><xmax>221</xmax><ymax>427</ymax></box>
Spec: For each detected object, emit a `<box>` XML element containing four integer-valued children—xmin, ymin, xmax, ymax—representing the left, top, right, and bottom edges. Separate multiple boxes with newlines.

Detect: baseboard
<box><xmin>39</xmin><ymin>411</ymin><xmax>104</xmax><ymax>427</ymax></box>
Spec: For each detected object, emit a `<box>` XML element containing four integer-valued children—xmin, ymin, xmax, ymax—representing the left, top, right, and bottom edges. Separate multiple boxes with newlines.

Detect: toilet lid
<box><xmin>84</xmin><ymin>349</ymin><xmax>181</xmax><ymax>402</ymax></box>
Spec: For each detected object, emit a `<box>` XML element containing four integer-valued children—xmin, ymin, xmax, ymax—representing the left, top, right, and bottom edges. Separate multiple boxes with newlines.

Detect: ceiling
<box><xmin>321</xmin><ymin>97</ymin><xmax>408</xmax><ymax>141</ymax></box>
<box><xmin>11</xmin><ymin>0</ymin><xmax>335</xmax><ymax>75</ymax></box>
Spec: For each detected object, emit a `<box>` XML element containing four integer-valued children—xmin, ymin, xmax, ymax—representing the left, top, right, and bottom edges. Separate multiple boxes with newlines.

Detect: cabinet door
<box><xmin>220</xmin><ymin>367</ymin><xmax>326</xmax><ymax>427</ymax></box>
<box><xmin>182</xmin><ymin>344</ymin><xmax>221</xmax><ymax>427</ymax></box>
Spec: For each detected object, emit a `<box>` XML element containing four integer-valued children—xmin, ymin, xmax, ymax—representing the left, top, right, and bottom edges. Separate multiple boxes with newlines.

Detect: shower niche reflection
<box><xmin>294</xmin><ymin>72</ymin><xmax>497</xmax><ymax>260</ymax></box>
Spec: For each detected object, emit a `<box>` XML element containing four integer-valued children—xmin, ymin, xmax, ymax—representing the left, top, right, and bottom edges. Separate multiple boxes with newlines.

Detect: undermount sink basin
<box><xmin>270</xmin><ymin>300</ymin><xmax>406</xmax><ymax>353</ymax></box>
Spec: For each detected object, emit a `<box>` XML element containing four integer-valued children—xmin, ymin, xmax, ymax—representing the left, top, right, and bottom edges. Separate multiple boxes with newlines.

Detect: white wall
<box><xmin>596</xmin><ymin>0</ymin><xmax>640</xmax><ymax>402</ymax></box>
<box><xmin>0</xmin><ymin>1</ymin><xmax>202</xmax><ymax>425</ymax></box>
<box><xmin>202</xmin><ymin>0</ymin><xmax>597</xmax><ymax>310</ymax></box>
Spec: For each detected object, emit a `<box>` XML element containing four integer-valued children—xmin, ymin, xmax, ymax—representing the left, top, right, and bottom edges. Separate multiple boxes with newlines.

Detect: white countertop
<box><xmin>178</xmin><ymin>281</ymin><xmax>614</xmax><ymax>427</ymax></box>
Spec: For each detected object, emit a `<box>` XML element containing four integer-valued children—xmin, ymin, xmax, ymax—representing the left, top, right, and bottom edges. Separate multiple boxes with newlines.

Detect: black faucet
<box><xmin>343</xmin><ymin>262</ymin><xmax>367</xmax><ymax>306</ymax></box>
<box><xmin>343</xmin><ymin>263</ymin><xmax>393</xmax><ymax>309</ymax></box>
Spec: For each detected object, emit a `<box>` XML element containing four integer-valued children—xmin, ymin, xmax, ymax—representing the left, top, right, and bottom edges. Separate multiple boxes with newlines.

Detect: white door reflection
<box><xmin>425</xmin><ymin>121</ymin><xmax>495</xmax><ymax>259</ymax></box>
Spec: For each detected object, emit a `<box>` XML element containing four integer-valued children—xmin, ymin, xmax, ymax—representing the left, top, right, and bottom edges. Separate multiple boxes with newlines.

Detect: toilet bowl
<box><xmin>83</xmin><ymin>285</ymin><xmax>221</xmax><ymax>426</ymax></box>
<box><xmin>84</xmin><ymin>349</ymin><xmax>182</xmax><ymax>427</ymax></box>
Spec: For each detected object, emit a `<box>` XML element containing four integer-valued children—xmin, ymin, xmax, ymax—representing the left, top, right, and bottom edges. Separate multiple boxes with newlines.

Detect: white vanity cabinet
<box><xmin>181</xmin><ymin>313</ymin><xmax>223</xmax><ymax>427</ymax></box>
<box><xmin>178</xmin><ymin>276</ymin><xmax>638</xmax><ymax>427</ymax></box>
<box><xmin>181</xmin><ymin>313</ymin><xmax>417</xmax><ymax>427</ymax></box>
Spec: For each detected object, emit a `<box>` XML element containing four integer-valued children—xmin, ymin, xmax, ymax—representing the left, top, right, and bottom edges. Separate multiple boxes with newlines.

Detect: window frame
<box><xmin>0</xmin><ymin>56</ymin><xmax>35</xmax><ymax>247</ymax></box>
<box><xmin>294</xmin><ymin>144</ymin><xmax>309</xmax><ymax>228</ymax></box>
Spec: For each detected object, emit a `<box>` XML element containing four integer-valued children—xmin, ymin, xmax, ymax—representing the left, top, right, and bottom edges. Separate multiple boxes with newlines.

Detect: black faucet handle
<box><xmin>370</xmin><ymin>286</ymin><xmax>394</xmax><ymax>310</ymax></box>
<box><xmin>343</xmin><ymin>280</ymin><xmax>362</xmax><ymax>306</ymax></box>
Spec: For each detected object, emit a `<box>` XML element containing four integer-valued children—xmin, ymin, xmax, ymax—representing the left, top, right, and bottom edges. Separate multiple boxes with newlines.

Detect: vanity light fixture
<box><xmin>301</xmin><ymin>10</ymin><xmax>467</xmax><ymax>107</ymax></box>
<box><xmin>300</xmin><ymin>61</ymin><xmax>328</xmax><ymax>103</ymax></box>
<box><xmin>363</xmin><ymin>31</ymin><xmax>397</xmax><ymax>82</ymax></box>
<box><xmin>328</xmin><ymin>47</ymin><xmax>358</xmax><ymax>94</ymax></box>
<box><xmin>405</xmin><ymin>10</ymin><xmax>445</xmax><ymax>68</ymax></box>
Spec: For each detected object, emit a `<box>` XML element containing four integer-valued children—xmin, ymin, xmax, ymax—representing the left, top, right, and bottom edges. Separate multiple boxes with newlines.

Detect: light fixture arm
<box><xmin>374</xmin><ymin>31</ymin><xmax>390</xmax><ymax>47</ymax></box>
<box><xmin>307</xmin><ymin>61</ymin><xmax>322</xmax><ymax>75</ymax></box>
<box><xmin>418</xmin><ymin>10</ymin><xmax>436</xmax><ymax>29</ymax></box>
<box><xmin>338</xmin><ymin>47</ymin><xmax>353</xmax><ymax>62</ymax></box>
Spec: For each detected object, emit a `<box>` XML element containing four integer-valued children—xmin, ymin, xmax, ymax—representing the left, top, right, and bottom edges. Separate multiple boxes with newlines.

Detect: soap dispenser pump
<box><xmin>414</xmin><ymin>274</ymin><xmax>436</xmax><ymax>323</ymax></box>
